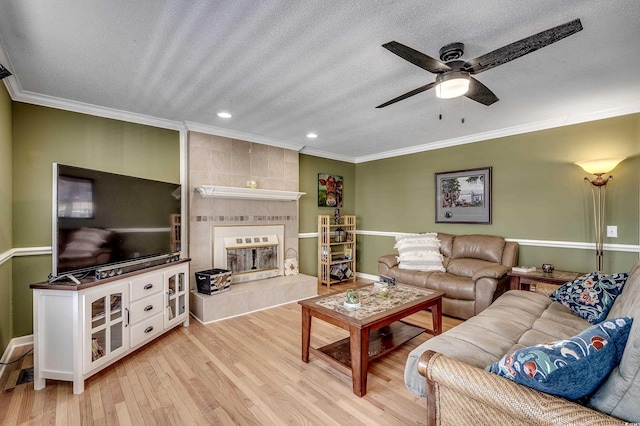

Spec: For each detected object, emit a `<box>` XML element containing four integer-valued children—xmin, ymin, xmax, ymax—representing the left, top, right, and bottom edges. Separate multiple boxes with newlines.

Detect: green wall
<box><xmin>11</xmin><ymin>103</ymin><xmax>180</xmax><ymax>338</ymax></box>
<box><xmin>300</xmin><ymin>114</ymin><xmax>640</xmax><ymax>280</ymax></box>
<box><xmin>0</xmin><ymin>83</ymin><xmax>12</xmax><ymax>354</ymax></box>
<box><xmin>298</xmin><ymin>155</ymin><xmax>356</xmax><ymax>276</ymax></box>
<box><xmin>356</xmin><ymin>115</ymin><xmax>640</xmax><ymax>275</ymax></box>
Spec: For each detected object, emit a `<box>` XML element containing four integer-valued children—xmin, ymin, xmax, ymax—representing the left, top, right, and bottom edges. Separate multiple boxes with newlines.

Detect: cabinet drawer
<box><xmin>130</xmin><ymin>313</ymin><xmax>164</xmax><ymax>347</ymax></box>
<box><xmin>129</xmin><ymin>292</ymin><xmax>164</xmax><ymax>324</ymax></box>
<box><xmin>130</xmin><ymin>272</ymin><xmax>163</xmax><ymax>301</ymax></box>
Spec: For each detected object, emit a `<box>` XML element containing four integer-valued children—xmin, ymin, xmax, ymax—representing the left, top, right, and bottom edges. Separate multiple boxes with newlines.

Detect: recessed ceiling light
<box><xmin>217</xmin><ymin>112</ymin><xmax>232</xmax><ymax>118</ymax></box>
<box><xmin>306</xmin><ymin>133</ymin><xmax>318</xmax><ymax>139</ymax></box>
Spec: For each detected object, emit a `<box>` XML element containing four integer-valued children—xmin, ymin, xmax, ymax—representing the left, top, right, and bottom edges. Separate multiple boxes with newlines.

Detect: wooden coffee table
<box><xmin>299</xmin><ymin>284</ymin><xmax>444</xmax><ymax>397</ymax></box>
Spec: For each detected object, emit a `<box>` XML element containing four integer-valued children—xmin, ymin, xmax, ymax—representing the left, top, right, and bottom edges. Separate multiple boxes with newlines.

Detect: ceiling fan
<box><xmin>376</xmin><ymin>19</ymin><xmax>583</xmax><ymax>108</ymax></box>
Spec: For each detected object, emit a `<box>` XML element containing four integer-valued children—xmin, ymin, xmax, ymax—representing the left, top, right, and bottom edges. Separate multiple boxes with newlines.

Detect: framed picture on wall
<box><xmin>435</xmin><ymin>167</ymin><xmax>492</xmax><ymax>224</ymax></box>
<box><xmin>318</xmin><ymin>173</ymin><xmax>343</xmax><ymax>207</ymax></box>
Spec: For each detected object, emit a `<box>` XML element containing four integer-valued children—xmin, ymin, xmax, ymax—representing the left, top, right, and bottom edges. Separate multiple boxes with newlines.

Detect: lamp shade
<box><xmin>435</xmin><ymin>72</ymin><xmax>470</xmax><ymax>99</ymax></box>
<box><xmin>575</xmin><ymin>158</ymin><xmax>625</xmax><ymax>175</ymax></box>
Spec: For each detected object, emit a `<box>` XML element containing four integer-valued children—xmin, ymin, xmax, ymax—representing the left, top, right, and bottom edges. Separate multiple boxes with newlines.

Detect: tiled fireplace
<box><xmin>188</xmin><ymin>132</ymin><xmax>317</xmax><ymax>323</ymax></box>
<box><xmin>212</xmin><ymin>224</ymin><xmax>284</xmax><ymax>283</ymax></box>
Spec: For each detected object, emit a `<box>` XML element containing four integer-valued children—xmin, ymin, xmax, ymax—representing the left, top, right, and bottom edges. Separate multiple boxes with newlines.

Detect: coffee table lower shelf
<box><xmin>311</xmin><ymin>321</ymin><xmax>425</xmax><ymax>371</ymax></box>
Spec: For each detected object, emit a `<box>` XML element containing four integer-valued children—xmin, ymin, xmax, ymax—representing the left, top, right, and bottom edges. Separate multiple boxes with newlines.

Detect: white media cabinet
<box><xmin>31</xmin><ymin>260</ymin><xmax>189</xmax><ymax>394</ymax></box>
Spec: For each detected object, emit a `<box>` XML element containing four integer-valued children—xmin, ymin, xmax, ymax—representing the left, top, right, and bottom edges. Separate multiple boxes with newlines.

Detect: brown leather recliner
<box><xmin>378</xmin><ymin>233</ymin><xmax>519</xmax><ymax>319</ymax></box>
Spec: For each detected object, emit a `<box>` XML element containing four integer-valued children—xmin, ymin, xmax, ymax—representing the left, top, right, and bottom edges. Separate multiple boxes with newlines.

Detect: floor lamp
<box><xmin>575</xmin><ymin>158</ymin><xmax>625</xmax><ymax>272</ymax></box>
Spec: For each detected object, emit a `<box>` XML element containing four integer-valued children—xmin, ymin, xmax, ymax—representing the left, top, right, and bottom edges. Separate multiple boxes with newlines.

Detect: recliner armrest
<box><xmin>472</xmin><ymin>264</ymin><xmax>509</xmax><ymax>282</ymax></box>
<box><xmin>378</xmin><ymin>254</ymin><xmax>399</xmax><ymax>269</ymax></box>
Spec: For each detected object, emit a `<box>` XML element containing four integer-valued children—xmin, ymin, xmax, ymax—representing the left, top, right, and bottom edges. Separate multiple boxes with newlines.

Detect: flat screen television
<box><xmin>52</xmin><ymin>163</ymin><xmax>181</xmax><ymax>279</ymax></box>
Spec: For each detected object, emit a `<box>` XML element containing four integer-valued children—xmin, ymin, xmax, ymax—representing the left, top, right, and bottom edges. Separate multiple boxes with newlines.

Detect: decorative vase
<box><xmin>334</xmin><ymin>208</ymin><xmax>341</xmax><ymax>225</ymax></box>
<box><xmin>346</xmin><ymin>290</ymin><xmax>359</xmax><ymax>304</ymax></box>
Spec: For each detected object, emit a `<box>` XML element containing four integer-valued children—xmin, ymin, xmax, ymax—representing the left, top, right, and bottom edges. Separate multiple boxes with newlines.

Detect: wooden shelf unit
<box><xmin>318</xmin><ymin>215</ymin><xmax>356</xmax><ymax>287</ymax></box>
<box><xmin>170</xmin><ymin>214</ymin><xmax>181</xmax><ymax>252</ymax></box>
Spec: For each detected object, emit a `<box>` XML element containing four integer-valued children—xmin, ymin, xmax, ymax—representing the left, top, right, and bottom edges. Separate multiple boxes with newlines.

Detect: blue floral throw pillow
<box><xmin>550</xmin><ymin>272</ymin><xmax>628</xmax><ymax>324</ymax></box>
<box><xmin>486</xmin><ymin>317</ymin><xmax>633</xmax><ymax>400</ymax></box>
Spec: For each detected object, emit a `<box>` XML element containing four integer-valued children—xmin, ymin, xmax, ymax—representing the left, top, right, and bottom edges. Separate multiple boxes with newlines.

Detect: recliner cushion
<box><xmin>451</xmin><ymin>234</ymin><xmax>505</xmax><ymax>263</ymax></box>
<box><xmin>426</xmin><ymin>273</ymin><xmax>475</xmax><ymax>300</ymax></box>
<box><xmin>447</xmin><ymin>258</ymin><xmax>497</xmax><ymax>278</ymax></box>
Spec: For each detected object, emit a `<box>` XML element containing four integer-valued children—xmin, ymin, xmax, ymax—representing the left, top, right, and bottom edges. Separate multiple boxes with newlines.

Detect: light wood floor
<box><xmin>0</xmin><ymin>280</ymin><xmax>462</xmax><ymax>425</ymax></box>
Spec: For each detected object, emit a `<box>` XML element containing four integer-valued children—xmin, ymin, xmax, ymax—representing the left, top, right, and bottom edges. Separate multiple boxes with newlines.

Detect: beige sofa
<box><xmin>405</xmin><ymin>260</ymin><xmax>640</xmax><ymax>425</ymax></box>
<box><xmin>378</xmin><ymin>233</ymin><xmax>518</xmax><ymax>319</ymax></box>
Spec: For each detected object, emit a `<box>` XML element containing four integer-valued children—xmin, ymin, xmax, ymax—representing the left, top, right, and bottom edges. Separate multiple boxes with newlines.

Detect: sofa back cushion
<box><xmin>450</xmin><ymin>235</ymin><xmax>505</xmax><ymax>264</ymax></box>
<box><xmin>587</xmin><ymin>259</ymin><xmax>640</xmax><ymax>422</ymax></box>
<box><xmin>446</xmin><ymin>258</ymin><xmax>498</xmax><ymax>278</ymax></box>
<box><xmin>436</xmin><ymin>233</ymin><xmax>455</xmax><ymax>268</ymax></box>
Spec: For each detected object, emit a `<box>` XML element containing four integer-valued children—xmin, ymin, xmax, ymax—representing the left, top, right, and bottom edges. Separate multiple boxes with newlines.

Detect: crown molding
<box><xmin>12</xmin><ymin>90</ymin><xmax>185</xmax><ymax>131</ymax></box>
<box><xmin>0</xmin><ymin>38</ymin><xmax>183</xmax><ymax>131</ymax></box>
<box><xmin>298</xmin><ymin>147</ymin><xmax>357</xmax><ymax>164</ymax></box>
<box><xmin>185</xmin><ymin>121</ymin><xmax>305</xmax><ymax>152</ymax></box>
<box><xmin>355</xmin><ymin>102</ymin><xmax>640</xmax><ymax>164</ymax></box>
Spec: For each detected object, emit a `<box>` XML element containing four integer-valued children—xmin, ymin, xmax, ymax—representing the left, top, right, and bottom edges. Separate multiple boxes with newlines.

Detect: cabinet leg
<box><xmin>34</xmin><ymin>368</ymin><xmax>45</xmax><ymax>391</ymax></box>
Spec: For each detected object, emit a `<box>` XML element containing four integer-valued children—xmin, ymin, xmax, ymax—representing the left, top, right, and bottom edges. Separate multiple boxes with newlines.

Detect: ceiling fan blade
<box><xmin>464</xmin><ymin>76</ymin><xmax>499</xmax><ymax>106</ymax></box>
<box><xmin>382</xmin><ymin>41</ymin><xmax>451</xmax><ymax>74</ymax></box>
<box><xmin>376</xmin><ymin>82</ymin><xmax>437</xmax><ymax>108</ymax></box>
<box><xmin>463</xmin><ymin>19</ymin><xmax>583</xmax><ymax>74</ymax></box>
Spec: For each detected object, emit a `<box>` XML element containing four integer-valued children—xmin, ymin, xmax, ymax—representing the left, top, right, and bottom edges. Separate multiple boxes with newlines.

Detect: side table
<box><xmin>508</xmin><ymin>269</ymin><xmax>583</xmax><ymax>291</ymax></box>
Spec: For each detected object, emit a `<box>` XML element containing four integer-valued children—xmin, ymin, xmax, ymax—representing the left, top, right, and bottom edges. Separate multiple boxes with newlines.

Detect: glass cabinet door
<box><xmin>165</xmin><ymin>266</ymin><xmax>188</xmax><ymax>327</ymax></box>
<box><xmin>84</xmin><ymin>282</ymin><xmax>129</xmax><ymax>373</ymax></box>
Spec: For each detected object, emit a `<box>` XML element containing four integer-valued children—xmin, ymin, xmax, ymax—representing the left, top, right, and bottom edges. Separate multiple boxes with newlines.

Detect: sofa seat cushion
<box><xmin>405</xmin><ymin>290</ymin><xmax>590</xmax><ymax>397</ymax></box>
<box><xmin>425</xmin><ymin>273</ymin><xmax>475</xmax><ymax>300</ymax></box>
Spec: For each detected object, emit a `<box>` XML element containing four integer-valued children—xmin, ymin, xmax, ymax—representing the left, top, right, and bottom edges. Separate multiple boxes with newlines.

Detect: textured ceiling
<box><xmin>0</xmin><ymin>1</ymin><xmax>639</xmax><ymax>162</ymax></box>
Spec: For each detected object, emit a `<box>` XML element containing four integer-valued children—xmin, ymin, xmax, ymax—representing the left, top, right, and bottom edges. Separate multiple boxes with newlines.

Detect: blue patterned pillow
<box><xmin>550</xmin><ymin>272</ymin><xmax>628</xmax><ymax>324</ymax></box>
<box><xmin>487</xmin><ymin>317</ymin><xmax>633</xmax><ymax>400</ymax></box>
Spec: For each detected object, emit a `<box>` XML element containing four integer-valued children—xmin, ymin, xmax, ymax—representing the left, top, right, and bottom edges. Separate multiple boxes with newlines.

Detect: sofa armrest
<box><xmin>418</xmin><ymin>350</ymin><xmax>624</xmax><ymax>426</ymax></box>
<box><xmin>471</xmin><ymin>264</ymin><xmax>509</xmax><ymax>282</ymax></box>
<box><xmin>378</xmin><ymin>254</ymin><xmax>399</xmax><ymax>269</ymax></box>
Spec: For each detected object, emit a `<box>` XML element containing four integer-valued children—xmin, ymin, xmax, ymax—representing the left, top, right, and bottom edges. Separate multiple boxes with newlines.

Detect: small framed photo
<box><xmin>318</xmin><ymin>173</ymin><xmax>343</xmax><ymax>207</ymax></box>
<box><xmin>344</xmin><ymin>248</ymin><xmax>352</xmax><ymax>260</ymax></box>
<box><xmin>435</xmin><ymin>167</ymin><xmax>492</xmax><ymax>224</ymax></box>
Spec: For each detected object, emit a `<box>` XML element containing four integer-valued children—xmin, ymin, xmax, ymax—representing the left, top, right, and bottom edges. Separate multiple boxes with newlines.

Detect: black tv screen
<box><xmin>52</xmin><ymin>164</ymin><xmax>181</xmax><ymax>278</ymax></box>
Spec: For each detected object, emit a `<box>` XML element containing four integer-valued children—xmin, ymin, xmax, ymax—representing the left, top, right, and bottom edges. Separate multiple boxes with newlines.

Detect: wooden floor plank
<box><xmin>1</xmin><ymin>280</ymin><xmax>462</xmax><ymax>425</ymax></box>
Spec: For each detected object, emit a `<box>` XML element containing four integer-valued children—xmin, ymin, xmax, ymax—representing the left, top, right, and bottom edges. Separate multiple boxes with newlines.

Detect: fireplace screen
<box><xmin>224</xmin><ymin>235</ymin><xmax>279</xmax><ymax>275</ymax></box>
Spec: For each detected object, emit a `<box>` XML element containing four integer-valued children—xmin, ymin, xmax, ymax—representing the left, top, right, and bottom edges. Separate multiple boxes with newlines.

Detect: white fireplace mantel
<box><xmin>195</xmin><ymin>185</ymin><xmax>305</xmax><ymax>201</ymax></box>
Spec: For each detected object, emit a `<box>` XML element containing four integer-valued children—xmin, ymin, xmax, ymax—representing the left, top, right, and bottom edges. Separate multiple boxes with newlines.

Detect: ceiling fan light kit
<box><xmin>377</xmin><ymin>18</ymin><xmax>583</xmax><ymax>108</ymax></box>
<box><xmin>435</xmin><ymin>71</ymin><xmax>470</xmax><ymax>99</ymax></box>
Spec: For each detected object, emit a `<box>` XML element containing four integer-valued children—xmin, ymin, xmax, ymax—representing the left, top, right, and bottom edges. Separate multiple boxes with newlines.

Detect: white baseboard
<box><xmin>0</xmin><ymin>334</ymin><xmax>34</xmax><ymax>380</ymax></box>
<box><xmin>356</xmin><ymin>272</ymin><xmax>379</xmax><ymax>282</ymax></box>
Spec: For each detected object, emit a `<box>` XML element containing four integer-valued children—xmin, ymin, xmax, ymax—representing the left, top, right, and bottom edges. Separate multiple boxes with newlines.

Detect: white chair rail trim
<box><xmin>0</xmin><ymin>247</ymin><xmax>52</xmax><ymax>266</ymax></box>
<box><xmin>299</xmin><ymin>230</ymin><xmax>640</xmax><ymax>253</ymax></box>
<box><xmin>1</xmin><ymin>233</ymin><xmax>639</xmax><ymax>267</ymax></box>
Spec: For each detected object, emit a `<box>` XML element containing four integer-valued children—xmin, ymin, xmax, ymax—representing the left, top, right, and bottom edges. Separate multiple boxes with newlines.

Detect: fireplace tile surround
<box><xmin>188</xmin><ymin>131</ymin><xmax>314</xmax><ymax>321</ymax></box>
